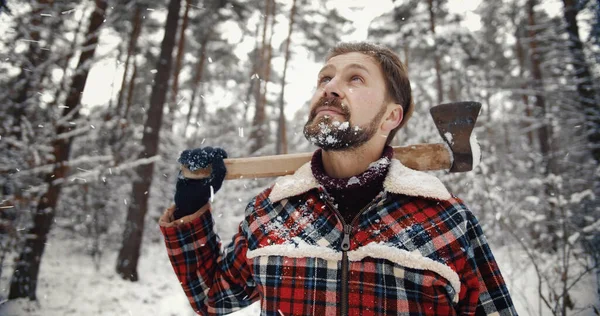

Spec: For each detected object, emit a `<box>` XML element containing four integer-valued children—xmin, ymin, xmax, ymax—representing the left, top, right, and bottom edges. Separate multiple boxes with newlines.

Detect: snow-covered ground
<box><xmin>0</xmin><ymin>224</ymin><xmax>261</xmax><ymax>316</ymax></box>
<box><xmin>0</xmin><ymin>223</ymin><xmax>598</xmax><ymax>315</ymax></box>
<box><xmin>495</xmin><ymin>247</ymin><xmax>599</xmax><ymax>316</ymax></box>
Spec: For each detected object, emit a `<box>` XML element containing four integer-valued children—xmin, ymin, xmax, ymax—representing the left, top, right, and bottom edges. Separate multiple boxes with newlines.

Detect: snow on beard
<box><xmin>303</xmin><ymin>96</ymin><xmax>385</xmax><ymax>151</ymax></box>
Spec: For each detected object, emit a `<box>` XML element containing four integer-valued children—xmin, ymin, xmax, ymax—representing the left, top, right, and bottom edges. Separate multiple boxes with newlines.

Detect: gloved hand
<box><xmin>0</xmin><ymin>0</ymin><xmax>11</xmax><ymax>15</ymax></box>
<box><xmin>173</xmin><ymin>147</ymin><xmax>228</xmax><ymax>220</ymax></box>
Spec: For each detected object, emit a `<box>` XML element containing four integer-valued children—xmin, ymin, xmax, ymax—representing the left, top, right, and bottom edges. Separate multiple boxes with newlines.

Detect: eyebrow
<box><xmin>317</xmin><ymin>63</ymin><xmax>371</xmax><ymax>76</ymax></box>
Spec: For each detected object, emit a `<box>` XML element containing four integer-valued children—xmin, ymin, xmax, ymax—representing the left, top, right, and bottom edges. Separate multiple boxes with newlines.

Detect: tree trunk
<box><xmin>170</xmin><ymin>0</ymin><xmax>191</xmax><ymax>111</ymax></box>
<box><xmin>35</xmin><ymin>2</ymin><xmax>64</xmax><ymax>93</ymax></box>
<box><xmin>249</xmin><ymin>0</ymin><xmax>273</xmax><ymax>154</ymax></box>
<box><xmin>527</xmin><ymin>0</ymin><xmax>553</xmax><ymax>167</ymax></box>
<box><xmin>527</xmin><ymin>0</ymin><xmax>558</xmax><ymax>251</ymax></box>
<box><xmin>448</xmin><ymin>67</ymin><xmax>460</xmax><ymax>102</ymax></box>
<box><xmin>427</xmin><ymin>0</ymin><xmax>443</xmax><ymax>104</ymax></box>
<box><xmin>193</xmin><ymin>88</ymin><xmax>206</xmax><ymax>140</ymax></box>
<box><xmin>116</xmin><ymin>0</ymin><xmax>181</xmax><ymax>282</ymax></box>
<box><xmin>108</xmin><ymin>42</ymin><xmax>125</xmax><ymax>112</ymax></box>
<box><xmin>124</xmin><ymin>57</ymin><xmax>139</xmax><ymax>121</ymax></box>
<box><xmin>8</xmin><ymin>0</ymin><xmax>108</xmax><ymax>300</ymax></box>
<box><xmin>50</xmin><ymin>6</ymin><xmax>86</xmax><ymax>111</ymax></box>
<box><xmin>8</xmin><ymin>0</ymin><xmax>53</xmax><ymax>139</ymax></box>
<box><xmin>277</xmin><ymin>0</ymin><xmax>297</xmax><ymax>155</ymax></box>
<box><xmin>116</xmin><ymin>4</ymin><xmax>143</xmax><ymax>117</ymax></box>
<box><xmin>244</xmin><ymin>25</ymin><xmax>262</xmax><ymax>122</ymax></box>
<box><xmin>562</xmin><ymin>0</ymin><xmax>600</xmax><ymax>163</ymax></box>
<box><xmin>185</xmin><ymin>34</ymin><xmax>209</xmax><ymax>136</ymax></box>
<box><xmin>512</xmin><ymin>7</ymin><xmax>535</xmax><ymax>146</ymax></box>
<box><xmin>259</xmin><ymin>0</ymin><xmax>276</xmax><ymax>133</ymax></box>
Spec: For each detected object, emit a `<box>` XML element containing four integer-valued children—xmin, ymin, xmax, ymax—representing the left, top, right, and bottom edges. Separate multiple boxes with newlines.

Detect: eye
<box><xmin>350</xmin><ymin>75</ymin><xmax>363</xmax><ymax>83</ymax></box>
<box><xmin>318</xmin><ymin>76</ymin><xmax>331</xmax><ymax>85</ymax></box>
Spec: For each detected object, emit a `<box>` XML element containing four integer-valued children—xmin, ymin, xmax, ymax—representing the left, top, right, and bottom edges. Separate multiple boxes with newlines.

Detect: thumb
<box><xmin>210</xmin><ymin>158</ymin><xmax>227</xmax><ymax>191</ymax></box>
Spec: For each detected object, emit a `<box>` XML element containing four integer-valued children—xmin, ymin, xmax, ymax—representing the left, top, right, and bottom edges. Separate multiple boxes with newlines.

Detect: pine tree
<box><xmin>276</xmin><ymin>0</ymin><xmax>298</xmax><ymax>155</ymax></box>
<box><xmin>9</xmin><ymin>0</ymin><xmax>109</xmax><ymax>299</ymax></box>
<box><xmin>561</xmin><ymin>0</ymin><xmax>600</xmax><ymax>163</ymax></box>
<box><xmin>115</xmin><ymin>0</ymin><xmax>181</xmax><ymax>282</ymax></box>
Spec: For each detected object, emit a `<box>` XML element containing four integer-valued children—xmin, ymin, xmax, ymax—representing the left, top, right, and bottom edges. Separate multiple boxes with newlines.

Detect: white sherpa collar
<box><xmin>268</xmin><ymin>158</ymin><xmax>451</xmax><ymax>203</ymax></box>
<box><xmin>268</xmin><ymin>162</ymin><xmax>320</xmax><ymax>203</ymax></box>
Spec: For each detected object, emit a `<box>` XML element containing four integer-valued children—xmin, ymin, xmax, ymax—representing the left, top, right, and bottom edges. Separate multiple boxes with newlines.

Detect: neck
<box><xmin>321</xmin><ymin>142</ymin><xmax>384</xmax><ymax>178</ymax></box>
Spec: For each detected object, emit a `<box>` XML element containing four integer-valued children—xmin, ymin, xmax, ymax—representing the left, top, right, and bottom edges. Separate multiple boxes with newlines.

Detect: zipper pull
<box><xmin>341</xmin><ymin>225</ymin><xmax>351</xmax><ymax>251</ymax></box>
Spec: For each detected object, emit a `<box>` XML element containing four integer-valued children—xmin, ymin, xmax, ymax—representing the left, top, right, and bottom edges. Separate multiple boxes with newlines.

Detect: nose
<box><xmin>323</xmin><ymin>78</ymin><xmax>344</xmax><ymax>99</ymax></box>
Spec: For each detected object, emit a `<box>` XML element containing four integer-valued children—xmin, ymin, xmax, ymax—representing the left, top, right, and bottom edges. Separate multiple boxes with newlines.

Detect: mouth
<box><xmin>315</xmin><ymin>107</ymin><xmax>344</xmax><ymax>118</ymax></box>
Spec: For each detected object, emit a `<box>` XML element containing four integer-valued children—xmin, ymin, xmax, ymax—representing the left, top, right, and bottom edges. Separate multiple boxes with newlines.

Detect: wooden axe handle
<box><xmin>181</xmin><ymin>143</ymin><xmax>451</xmax><ymax>180</ymax></box>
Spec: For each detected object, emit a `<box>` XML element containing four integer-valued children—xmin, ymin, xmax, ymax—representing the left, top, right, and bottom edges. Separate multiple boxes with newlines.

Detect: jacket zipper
<box><xmin>325</xmin><ymin>196</ymin><xmax>380</xmax><ymax>316</ymax></box>
<box><xmin>340</xmin><ymin>224</ymin><xmax>351</xmax><ymax>316</ymax></box>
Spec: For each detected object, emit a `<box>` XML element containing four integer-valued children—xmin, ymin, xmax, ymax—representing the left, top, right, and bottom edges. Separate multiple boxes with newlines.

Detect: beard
<box><xmin>303</xmin><ymin>96</ymin><xmax>386</xmax><ymax>151</ymax></box>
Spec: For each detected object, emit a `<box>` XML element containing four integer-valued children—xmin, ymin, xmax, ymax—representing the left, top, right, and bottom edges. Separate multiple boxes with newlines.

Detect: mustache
<box><xmin>309</xmin><ymin>97</ymin><xmax>350</xmax><ymax>121</ymax></box>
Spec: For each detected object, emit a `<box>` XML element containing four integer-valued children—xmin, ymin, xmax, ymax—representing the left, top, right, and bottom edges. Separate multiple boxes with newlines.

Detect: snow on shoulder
<box><xmin>383</xmin><ymin>159</ymin><xmax>451</xmax><ymax>200</ymax></box>
<box><xmin>269</xmin><ymin>163</ymin><xmax>319</xmax><ymax>203</ymax></box>
<box><xmin>246</xmin><ymin>237</ymin><xmax>342</xmax><ymax>261</ymax></box>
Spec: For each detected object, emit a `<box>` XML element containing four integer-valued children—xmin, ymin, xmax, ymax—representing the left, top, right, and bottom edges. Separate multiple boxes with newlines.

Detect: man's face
<box><xmin>304</xmin><ymin>52</ymin><xmax>390</xmax><ymax>151</ymax></box>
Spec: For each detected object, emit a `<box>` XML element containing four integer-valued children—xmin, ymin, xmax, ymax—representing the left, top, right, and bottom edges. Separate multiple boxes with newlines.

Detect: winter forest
<box><xmin>0</xmin><ymin>0</ymin><xmax>598</xmax><ymax>315</ymax></box>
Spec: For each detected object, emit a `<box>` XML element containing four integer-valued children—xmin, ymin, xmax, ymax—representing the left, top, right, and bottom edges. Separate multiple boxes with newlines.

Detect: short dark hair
<box><xmin>326</xmin><ymin>42</ymin><xmax>414</xmax><ymax>145</ymax></box>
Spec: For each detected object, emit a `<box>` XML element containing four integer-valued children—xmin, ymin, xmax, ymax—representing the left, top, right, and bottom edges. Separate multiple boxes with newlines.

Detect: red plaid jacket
<box><xmin>160</xmin><ymin>159</ymin><xmax>517</xmax><ymax>315</ymax></box>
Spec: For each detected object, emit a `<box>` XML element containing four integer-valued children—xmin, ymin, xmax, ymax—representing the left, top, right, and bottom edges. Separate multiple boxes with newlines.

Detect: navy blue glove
<box><xmin>0</xmin><ymin>0</ymin><xmax>11</xmax><ymax>15</ymax></box>
<box><xmin>173</xmin><ymin>147</ymin><xmax>227</xmax><ymax>220</ymax></box>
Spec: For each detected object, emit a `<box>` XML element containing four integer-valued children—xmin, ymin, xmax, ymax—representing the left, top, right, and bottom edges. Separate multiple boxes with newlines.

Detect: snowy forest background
<box><xmin>0</xmin><ymin>0</ymin><xmax>599</xmax><ymax>315</ymax></box>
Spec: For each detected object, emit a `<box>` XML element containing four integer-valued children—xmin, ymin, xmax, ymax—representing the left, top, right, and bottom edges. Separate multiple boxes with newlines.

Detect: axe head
<box><xmin>430</xmin><ymin>101</ymin><xmax>482</xmax><ymax>172</ymax></box>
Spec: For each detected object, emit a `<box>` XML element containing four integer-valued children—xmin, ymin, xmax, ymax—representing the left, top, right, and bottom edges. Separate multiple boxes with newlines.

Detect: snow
<box><xmin>270</xmin><ymin>163</ymin><xmax>319</xmax><ymax>203</ymax></box>
<box><xmin>347</xmin><ymin>176</ymin><xmax>360</xmax><ymax>186</ymax></box>
<box><xmin>444</xmin><ymin>131</ymin><xmax>453</xmax><ymax>144</ymax></box>
<box><xmin>247</xmin><ymin>237</ymin><xmax>342</xmax><ymax>261</ymax></box>
<box><xmin>336</xmin><ymin>121</ymin><xmax>349</xmax><ymax>130</ymax></box>
<box><xmin>493</xmin><ymin>246</ymin><xmax>599</xmax><ymax>316</ymax></box>
<box><xmin>367</xmin><ymin>157</ymin><xmax>390</xmax><ymax>170</ymax></box>
<box><xmin>470</xmin><ymin>134</ymin><xmax>481</xmax><ymax>170</ymax></box>
<box><xmin>525</xmin><ymin>196</ymin><xmax>540</xmax><ymax>205</ymax></box>
<box><xmin>55</xmin><ymin>126</ymin><xmax>92</xmax><ymax>140</ymax></box>
<box><xmin>324</xmin><ymin>135</ymin><xmax>338</xmax><ymax>145</ymax></box>
<box><xmin>570</xmin><ymin>189</ymin><xmax>594</xmax><ymax>204</ymax></box>
<box><xmin>583</xmin><ymin>218</ymin><xmax>600</xmax><ymax>233</ymax></box>
<box><xmin>0</xmin><ymin>226</ymin><xmax>261</xmax><ymax>316</ymax></box>
<box><xmin>567</xmin><ymin>232</ymin><xmax>580</xmax><ymax>244</ymax></box>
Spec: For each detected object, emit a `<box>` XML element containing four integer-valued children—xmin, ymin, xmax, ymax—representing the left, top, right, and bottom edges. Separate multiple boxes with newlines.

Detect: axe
<box><xmin>182</xmin><ymin>101</ymin><xmax>482</xmax><ymax>180</ymax></box>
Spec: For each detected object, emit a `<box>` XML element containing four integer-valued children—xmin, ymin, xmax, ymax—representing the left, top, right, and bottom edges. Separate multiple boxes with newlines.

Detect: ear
<box><xmin>380</xmin><ymin>103</ymin><xmax>403</xmax><ymax>132</ymax></box>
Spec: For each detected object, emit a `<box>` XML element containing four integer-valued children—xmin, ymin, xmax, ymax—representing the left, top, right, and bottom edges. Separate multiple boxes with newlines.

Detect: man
<box><xmin>160</xmin><ymin>42</ymin><xmax>517</xmax><ymax>315</ymax></box>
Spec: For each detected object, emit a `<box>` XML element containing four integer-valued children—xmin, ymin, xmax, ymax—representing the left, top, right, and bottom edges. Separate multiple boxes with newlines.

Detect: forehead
<box><xmin>322</xmin><ymin>52</ymin><xmax>381</xmax><ymax>74</ymax></box>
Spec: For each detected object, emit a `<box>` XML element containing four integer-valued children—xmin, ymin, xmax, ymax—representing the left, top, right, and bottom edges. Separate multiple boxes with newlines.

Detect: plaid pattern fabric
<box><xmin>161</xmin><ymin>185</ymin><xmax>517</xmax><ymax>316</ymax></box>
<box><xmin>160</xmin><ymin>207</ymin><xmax>260</xmax><ymax>314</ymax></box>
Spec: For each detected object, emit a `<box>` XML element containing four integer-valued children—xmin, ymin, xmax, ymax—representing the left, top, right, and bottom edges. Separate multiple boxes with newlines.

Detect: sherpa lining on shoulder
<box><xmin>383</xmin><ymin>159</ymin><xmax>452</xmax><ymax>200</ymax></box>
<box><xmin>268</xmin><ymin>159</ymin><xmax>451</xmax><ymax>203</ymax></box>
